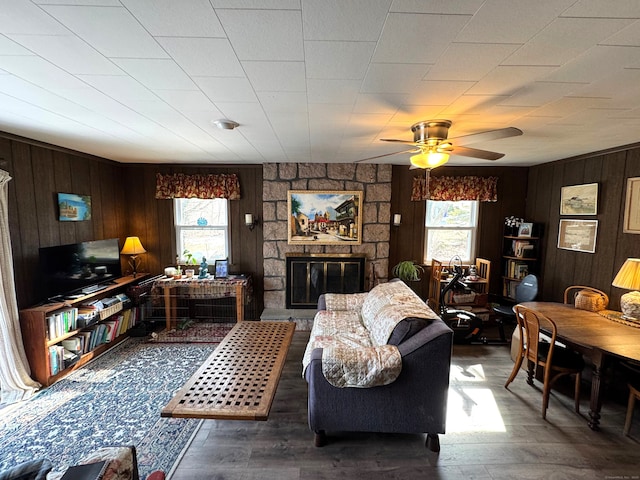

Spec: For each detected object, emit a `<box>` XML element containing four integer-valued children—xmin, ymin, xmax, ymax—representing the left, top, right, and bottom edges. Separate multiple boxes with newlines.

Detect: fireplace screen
<box><xmin>286</xmin><ymin>255</ymin><xmax>366</xmax><ymax>309</ymax></box>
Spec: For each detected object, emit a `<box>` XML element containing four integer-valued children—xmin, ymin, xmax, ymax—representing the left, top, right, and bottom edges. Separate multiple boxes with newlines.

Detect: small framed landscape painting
<box><xmin>58</xmin><ymin>193</ymin><xmax>91</xmax><ymax>221</ymax></box>
<box><xmin>288</xmin><ymin>190</ymin><xmax>363</xmax><ymax>245</ymax></box>
<box><xmin>560</xmin><ymin>183</ymin><xmax>598</xmax><ymax>215</ymax></box>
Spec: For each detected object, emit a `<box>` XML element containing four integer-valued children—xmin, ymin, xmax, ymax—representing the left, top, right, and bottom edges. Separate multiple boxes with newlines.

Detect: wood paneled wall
<box><xmin>122</xmin><ymin>164</ymin><xmax>264</xmax><ymax>316</ymax></box>
<box><xmin>526</xmin><ymin>148</ymin><xmax>640</xmax><ymax>310</ymax></box>
<box><xmin>389</xmin><ymin>165</ymin><xmax>529</xmax><ymax>298</ymax></box>
<box><xmin>0</xmin><ymin>134</ymin><xmax>126</xmax><ymax>308</ymax></box>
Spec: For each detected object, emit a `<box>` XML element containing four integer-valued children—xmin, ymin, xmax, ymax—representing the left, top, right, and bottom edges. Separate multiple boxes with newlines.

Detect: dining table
<box><xmin>519</xmin><ymin>302</ymin><xmax>640</xmax><ymax>430</ymax></box>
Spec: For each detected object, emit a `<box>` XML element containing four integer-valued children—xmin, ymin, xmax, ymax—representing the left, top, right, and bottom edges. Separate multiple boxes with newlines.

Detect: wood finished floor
<box><xmin>170</xmin><ymin>330</ymin><xmax>640</xmax><ymax>480</ymax></box>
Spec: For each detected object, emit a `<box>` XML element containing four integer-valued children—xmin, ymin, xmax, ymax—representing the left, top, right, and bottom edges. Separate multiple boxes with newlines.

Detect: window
<box><xmin>424</xmin><ymin>200</ymin><xmax>478</xmax><ymax>264</ymax></box>
<box><xmin>174</xmin><ymin>198</ymin><xmax>229</xmax><ymax>264</ymax></box>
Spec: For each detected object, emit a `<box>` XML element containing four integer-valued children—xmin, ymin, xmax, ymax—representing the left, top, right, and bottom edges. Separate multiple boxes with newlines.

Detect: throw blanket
<box><xmin>321</xmin><ymin>344</ymin><xmax>401</xmax><ymax>388</ymax></box>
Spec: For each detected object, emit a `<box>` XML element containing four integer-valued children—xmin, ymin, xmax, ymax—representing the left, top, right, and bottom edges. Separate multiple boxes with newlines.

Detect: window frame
<box><xmin>174</xmin><ymin>198</ymin><xmax>230</xmax><ymax>263</ymax></box>
<box><xmin>423</xmin><ymin>199</ymin><xmax>479</xmax><ymax>265</ymax></box>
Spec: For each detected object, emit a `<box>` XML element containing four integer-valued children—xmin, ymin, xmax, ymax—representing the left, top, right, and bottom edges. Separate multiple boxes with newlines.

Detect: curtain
<box><xmin>411</xmin><ymin>174</ymin><xmax>498</xmax><ymax>202</ymax></box>
<box><xmin>0</xmin><ymin>170</ymin><xmax>40</xmax><ymax>404</ymax></box>
<box><xmin>155</xmin><ymin>173</ymin><xmax>241</xmax><ymax>199</ymax></box>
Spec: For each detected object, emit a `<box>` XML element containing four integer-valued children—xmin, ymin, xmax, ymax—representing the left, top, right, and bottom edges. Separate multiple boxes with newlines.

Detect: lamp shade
<box><xmin>612</xmin><ymin>258</ymin><xmax>640</xmax><ymax>320</ymax></box>
<box><xmin>410</xmin><ymin>151</ymin><xmax>450</xmax><ymax>169</ymax></box>
<box><xmin>120</xmin><ymin>236</ymin><xmax>146</xmax><ymax>255</ymax></box>
<box><xmin>612</xmin><ymin>258</ymin><xmax>640</xmax><ymax>290</ymax></box>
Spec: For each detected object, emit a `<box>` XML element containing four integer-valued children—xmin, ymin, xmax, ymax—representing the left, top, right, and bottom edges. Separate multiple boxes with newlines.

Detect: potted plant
<box><xmin>392</xmin><ymin>260</ymin><xmax>424</xmax><ymax>282</ymax></box>
<box><xmin>182</xmin><ymin>249</ymin><xmax>198</xmax><ymax>265</ymax></box>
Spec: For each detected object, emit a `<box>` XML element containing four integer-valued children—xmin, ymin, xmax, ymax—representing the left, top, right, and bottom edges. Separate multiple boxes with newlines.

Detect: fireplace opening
<box><xmin>285</xmin><ymin>254</ymin><xmax>366</xmax><ymax>309</ymax></box>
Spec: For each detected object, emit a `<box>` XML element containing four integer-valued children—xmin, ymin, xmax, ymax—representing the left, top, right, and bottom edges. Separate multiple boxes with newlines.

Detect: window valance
<box><xmin>411</xmin><ymin>174</ymin><xmax>498</xmax><ymax>202</ymax></box>
<box><xmin>155</xmin><ymin>173</ymin><xmax>241</xmax><ymax>200</ymax></box>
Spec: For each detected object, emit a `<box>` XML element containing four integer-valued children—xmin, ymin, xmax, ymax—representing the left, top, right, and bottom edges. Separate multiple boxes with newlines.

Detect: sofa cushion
<box><xmin>321</xmin><ymin>344</ymin><xmax>402</xmax><ymax>388</ymax></box>
<box><xmin>387</xmin><ymin>317</ymin><xmax>432</xmax><ymax>345</ymax></box>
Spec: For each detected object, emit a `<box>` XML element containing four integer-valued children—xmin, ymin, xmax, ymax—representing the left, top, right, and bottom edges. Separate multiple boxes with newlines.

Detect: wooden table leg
<box><xmin>587</xmin><ymin>349</ymin><xmax>608</xmax><ymax>430</ymax></box>
<box><xmin>164</xmin><ymin>286</ymin><xmax>171</xmax><ymax>331</ymax></box>
<box><xmin>235</xmin><ymin>284</ymin><xmax>244</xmax><ymax>322</ymax></box>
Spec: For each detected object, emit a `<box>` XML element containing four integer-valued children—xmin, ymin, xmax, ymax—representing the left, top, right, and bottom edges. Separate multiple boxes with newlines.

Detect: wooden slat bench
<box><xmin>161</xmin><ymin>321</ymin><xmax>295</xmax><ymax>420</ymax></box>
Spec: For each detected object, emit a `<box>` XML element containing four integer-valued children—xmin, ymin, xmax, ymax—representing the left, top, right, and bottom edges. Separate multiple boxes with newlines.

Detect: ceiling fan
<box><xmin>356</xmin><ymin>120</ymin><xmax>523</xmax><ymax>169</ymax></box>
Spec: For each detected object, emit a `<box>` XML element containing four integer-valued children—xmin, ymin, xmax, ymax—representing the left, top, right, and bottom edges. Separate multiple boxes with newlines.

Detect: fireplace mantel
<box><xmin>285</xmin><ymin>253</ymin><xmax>366</xmax><ymax>309</ymax></box>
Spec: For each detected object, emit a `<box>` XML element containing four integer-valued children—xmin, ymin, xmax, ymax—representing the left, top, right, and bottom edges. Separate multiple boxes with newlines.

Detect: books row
<box><xmin>46</xmin><ymin>308</ymin><xmax>79</xmax><ymax>341</ymax></box>
<box><xmin>48</xmin><ymin>307</ymin><xmax>142</xmax><ymax>376</ymax></box>
<box><xmin>504</xmin><ymin>259</ymin><xmax>529</xmax><ymax>280</ymax></box>
<box><xmin>509</xmin><ymin>240</ymin><xmax>535</xmax><ymax>258</ymax></box>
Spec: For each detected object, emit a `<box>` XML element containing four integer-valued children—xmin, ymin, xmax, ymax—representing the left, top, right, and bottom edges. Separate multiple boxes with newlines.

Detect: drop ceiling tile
<box><xmin>0</xmin><ymin>35</ymin><xmax>35</xmax><ymax>55</ymax></box>
<box><xmin>33</xmin><ymin>1</ymin><xmax>121</xmax><ymax>5</ymax></box>
<box><xmin>406</xmin><ymin>80</ymin><xmax>475</xmax><ymax>105</ymax></box>
<box><xmin>42</xmin><ymin>5</ymin><xmax>168</xmax><ymax>58</ymax></box>
<box><xmin>195</xmin><ymin>76</ymin><xmax>258</xmax><ymax>102</ymax></box>
<box><xmin>361</xmin><ymin>63</ymin><xmax>430</xmax><ymax>94</ymax></box>
<box><xmin>242</xmin><ymin>61</ymin><xmax>306</xmax><ymax>92</ymax></box>
<box><xmin>258</xmin><ymin>91</ymin><xmax>308</xmax><ymax>113</ymax></box>
<box><xmin>503</xmin><ymin>18</ymin><xmax>635</xmax><ymax>67</ymax></box>
<box><xmin>0</xmin><ymin>2</ymin><xmax>69</xmax><ymax>34</ymax></box>
<box><xmin>305</xmin><ymin>41</ymin><xmax>375</xmax><ymax>79</ymax></box>
<box><xmin>77</xmin><ymin>74</ymin><xmax>159</xmax><ymax>102</ymax></box>
<box><xmin>373</xmin><ymin>13</ymin><xmax>471</xmax><ymax>64</ymax></box>
<box><xmin>456</xmin><ymin>0</ymin><xmax>576</xmax><ymax>44</ymax></box>
<box><xmin>531</xmin><ymin>96</ymin><xmax>611</xmax><ymax>118</ymax></box>
<box><xmin>154</xmin><ymin>90</ymin><xmax>221</xmax><ymax>114</ymax></box>
<box><xmin>600</xmin><ymin>20</ymin><xmax>640</xmax><ymax>46</ymax></box>
<box><xmin>467</xmin><ymin>65</ymin><xmax>557</xmax><ymax>95</ymax></box>
<box><xmin>544</xmin><ymin>45</ymin><xmax>640</xmax><ymax>83</ymax></box>
<box><xmin>302</xmin><ymin>0</ymin><xmax>390</xmax><ymax>41</ymax></box>
<box><xmin>157</xmin><ymin>38</ymin><xmax>244</xmax><ymax>77</ymax></box>
<box><xmin>441</xmin><ymin>95</ymin><xmax>508</xmax><ymax>115</ymax></box>
<box><xmin>352</xmin><ymin>94</ymin><xmax>407</xmax><ymax>114</ymax></box>
<box><xmin>390</xmin><ymin>0</ymin><xmax>484</xmax><ymax>14</ymax></box>
<box><xmin>424</xmin><ymin>43</ymin><xmax>524</xmax><ymax>82</ymax></box>
<box><xmin>113</xmin><ymin>58</ymin><xmax>197</xmax><ymax>90</ymax></box>
<box><xmin>389</xmin><ymin>105</ymin><xmax>447</xmax><ymax>124</ymax></box>
<box><xmin>499</xmin><ymin>81</ymin><xmax>586</xmax><ymax>107</ymax></box>
<box><xmin>216</xmin><ymin>9</ymin><xmax>303</xmax><ymax>61</ymax></box>
<box><xmin>121</xmin><ymin>0</ymin><xmax>224</xmax><ymax>36</ymax></box>
<box><xmin>561</xmin><ymin>0</ymin><xmax>640</xmax><ymax>18</ymax></box>
<box><xmin>212</xmin><ymin>0</ymin><xmax>300</xmax><ymax>8</ymax></box>
<box><xmin>307</xmin><ymin>79</ymin><xmax>361</xmax><ymax>104</ymax></box>
<box><xmin>0</xmin><ymin>56</ymin><xmax>88</xmax><ymax>93</ymax></box>
<box><xmin>8</xmin><ymin>34</ymin><xmax>121</xmax><ymax>75</ymax></box>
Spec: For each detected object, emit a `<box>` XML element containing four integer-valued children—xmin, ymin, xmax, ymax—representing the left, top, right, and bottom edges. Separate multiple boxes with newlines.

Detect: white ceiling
<box><xmin>2</xmin><ymin>0</ymin><xmax>640</xmax><ymax>167</ymax></box>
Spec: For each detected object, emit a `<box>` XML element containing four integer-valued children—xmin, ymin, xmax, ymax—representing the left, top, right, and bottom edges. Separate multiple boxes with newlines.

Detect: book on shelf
<box><xmin>46</xmin><ymin>307</ymin><xmax>79</xmax><ymax>341</ymax></box>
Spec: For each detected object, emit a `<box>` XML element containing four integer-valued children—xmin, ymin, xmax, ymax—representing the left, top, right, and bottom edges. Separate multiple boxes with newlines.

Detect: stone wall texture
<box><xmin>263</xmin><ymin>163</ymin><xmax>391</xmax><ymax>309</ymax></box>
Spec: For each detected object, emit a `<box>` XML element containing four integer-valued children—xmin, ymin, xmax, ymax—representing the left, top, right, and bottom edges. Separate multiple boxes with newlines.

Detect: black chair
<box><xmin>494</xmin><ymin>274</ymin><xmax>539</xmax><ymax>342</ymax></box>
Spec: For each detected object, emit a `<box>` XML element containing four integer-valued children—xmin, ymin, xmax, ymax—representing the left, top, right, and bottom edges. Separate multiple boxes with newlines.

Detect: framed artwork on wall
<box><xmin>287</xmin><ymin>190</ymin><xmax>363</xmax><ymax>245</ymax></box>
<box><xmin>560</xmin><ymin>183</ymin><xmax>598</xmax><ymax>215</ymax></box>
<box><xmin>557</xmin><ymin>219</ymin><xmax>598</xmax><ymax>253</ymax></box>
<box><xmin>623</xmin><ymin>177</ymin><xmax>640</xmax><ymax>234</ymax></box>
<box><xmin>57</xmin><ymin>193</ymin><xmax>91</xmax><ymax>221</ymax></box>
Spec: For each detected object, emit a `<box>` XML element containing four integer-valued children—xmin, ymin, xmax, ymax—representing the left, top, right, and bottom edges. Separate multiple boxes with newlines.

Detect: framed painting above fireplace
<box><xmin>288</xmin><ymin>190</ymin><xmax>363</xmax><ymax>245</ymax></box>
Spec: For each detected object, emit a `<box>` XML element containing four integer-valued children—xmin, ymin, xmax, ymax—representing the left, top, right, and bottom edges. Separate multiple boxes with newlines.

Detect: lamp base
<box><xmin>620</xmin><ymin>291</ymin><xmax>640</xmax><ymax>320</ymax></box>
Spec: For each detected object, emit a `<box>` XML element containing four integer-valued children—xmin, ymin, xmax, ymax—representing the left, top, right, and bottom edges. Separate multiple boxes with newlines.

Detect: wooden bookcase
<box><xmin>19</xmin><ymin>274</ymin><xmax>149</xmax><ymax>386</ymax></box>
<box><xmin>501</xmin><ymin>224</ymin><xmax>542</xmax><ymax>300</ymax></box>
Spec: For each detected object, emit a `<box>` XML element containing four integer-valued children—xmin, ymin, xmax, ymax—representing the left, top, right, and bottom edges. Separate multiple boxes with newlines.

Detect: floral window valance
<box><xmin>155</xmin><ymin>173</ymin><xmax>241</xmax><ymax>200</ymax></box>
<box><xmin>411</xmin><ymin>174</ymin><xmax>498</xmax><ymax>202</ymax></box>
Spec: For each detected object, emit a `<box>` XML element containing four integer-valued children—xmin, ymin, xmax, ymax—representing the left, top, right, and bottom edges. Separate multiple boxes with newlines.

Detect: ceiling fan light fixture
<box><xmin>212</xmin><ymin>119</ymin><xmax>239</xmax><ymax>130</ymax></box>
<box><xmin>410</xmin><ymin>151</ymin><xmax>450</xmax><ymax>169</ymax></box>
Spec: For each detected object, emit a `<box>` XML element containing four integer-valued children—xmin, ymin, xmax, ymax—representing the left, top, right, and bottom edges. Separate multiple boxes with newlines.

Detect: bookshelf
<box><xmin>19</xmin><ymin>274</ymin><xmax>149</xmax><ymax>386</ymax></box>
<box><xmin>501</xmin><ymin>224</ymin><xmax>541</xmax><ymax>300</ymax></box>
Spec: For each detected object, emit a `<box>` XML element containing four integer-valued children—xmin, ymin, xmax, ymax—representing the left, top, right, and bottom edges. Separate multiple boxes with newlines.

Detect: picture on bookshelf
<box><xmin>518</xmin><ymin>222</ymin><xmax>533</xmax><ymax>237</ymax></box>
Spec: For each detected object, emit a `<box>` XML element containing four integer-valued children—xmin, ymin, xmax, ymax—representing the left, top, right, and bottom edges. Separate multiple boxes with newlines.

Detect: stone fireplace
<box><xmin>285</xmin><ymin>253</ymin><xmax>366</xmax><ymax>309</ymax></box>
<box><xmin>262</xmin><ymin>163</ymin><xmax>392</xmax><ymax>311</ymax></box>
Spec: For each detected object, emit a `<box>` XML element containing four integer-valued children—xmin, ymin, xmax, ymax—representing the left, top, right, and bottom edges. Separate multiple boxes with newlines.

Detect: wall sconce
<box><xmin>392</xmin><ymin>213</ymin><xmax>402</xmax><ymax>227</ymax></box>
<box><xmin>120</xmin><ymin>236</ymin><xmax>146</xmax><ymax>277</ymax></box>
<box><xmin>245</xmin><ymin>213</ymin><xmax>259</xmax><ymax>231</ymax></box>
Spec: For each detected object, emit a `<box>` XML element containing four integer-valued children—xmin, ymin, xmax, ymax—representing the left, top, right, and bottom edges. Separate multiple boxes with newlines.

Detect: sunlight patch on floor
<box><xmin>447</xmin><ymin>363</ymin><xmax>506</xmax><ymax>433</ymax></box>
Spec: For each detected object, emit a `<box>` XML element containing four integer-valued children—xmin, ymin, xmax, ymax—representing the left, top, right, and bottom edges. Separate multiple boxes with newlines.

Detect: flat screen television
<box><xmin>39</xmin><ymin>238</ymin><xmax>122</xmax><ymax>302</ymax></box>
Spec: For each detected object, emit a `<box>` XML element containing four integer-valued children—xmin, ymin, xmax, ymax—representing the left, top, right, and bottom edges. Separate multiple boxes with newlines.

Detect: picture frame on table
<box><xmin>623</xmin><ymin>177</ymin><xmax>640</xmax><ymax>234</ymax></box>
<box><xmin>214</xmin><ymin>259</ymin><xmax>228</xmax><ymax>278</ymax></box>
<box><xmin>517</xmin><ymin>222</ymin><xmax>533</xmax><ymax>237</ymax></box>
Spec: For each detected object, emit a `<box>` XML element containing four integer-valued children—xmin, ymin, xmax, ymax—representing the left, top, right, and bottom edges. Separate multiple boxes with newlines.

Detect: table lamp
<box><xmin>120</xmin><ymin>236</ymin><xmax>146</xmax><ymax>277</ymax></box>
<box><xmin>612</xmin><ymin>258</ymin><xmax>640</xmax><ymax>320</ymax></box>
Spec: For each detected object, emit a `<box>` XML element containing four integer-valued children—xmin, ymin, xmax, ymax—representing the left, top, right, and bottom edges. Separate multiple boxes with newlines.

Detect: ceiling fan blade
<box><xmin>448</xmin><ymin>127</ymin><xmax>523</xmax><ymax>146</ymax></box>
<box><xmin>354</xmin><ymin>148</ymin><xmax>419</xmax><ymax>163</ymax></box>
<box><xmin>449</xmin><ymin>145</ymin><xmax>504</xmax><ymax>160</ymax></box>
<box><xmin>380</xmin><ymin>138</ymin><xmax>421</xmax><ymax>145</ymax></box>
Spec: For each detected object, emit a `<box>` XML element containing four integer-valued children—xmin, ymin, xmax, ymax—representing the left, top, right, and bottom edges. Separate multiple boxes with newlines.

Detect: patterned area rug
<box><xmin>0</xmin><ymin>339</ymin><xmax>215</xmax><ymax>478</ymax></box>
<box><xmin>150</xmin><ymin>321</ymin><xmax>235</xmax><ymax>343</ymax></box>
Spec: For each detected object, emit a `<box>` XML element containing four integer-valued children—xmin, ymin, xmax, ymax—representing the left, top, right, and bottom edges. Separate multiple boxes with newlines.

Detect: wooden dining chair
<box><xmin>427</xmin><ymin>259</ymin><xmax>443</xmax><ymax>313</ymax></box>
<box><xmin>505</xmin><ymin>305</ymin><xmax>585</xmax><ymax>419</ymax></box>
